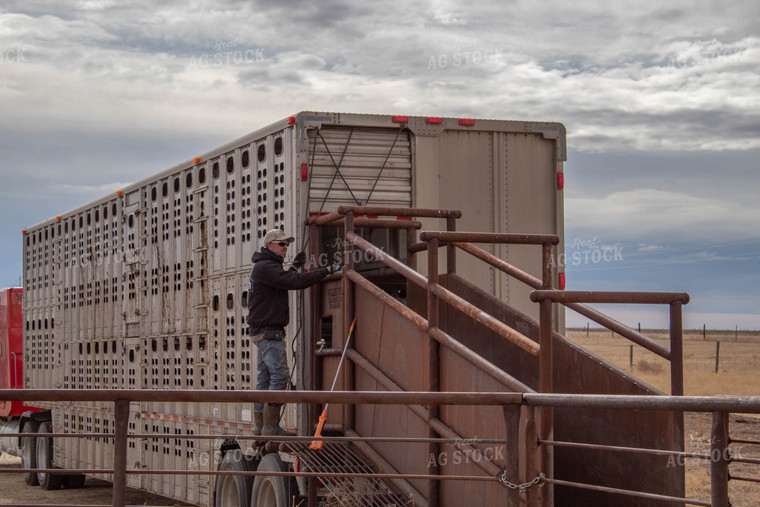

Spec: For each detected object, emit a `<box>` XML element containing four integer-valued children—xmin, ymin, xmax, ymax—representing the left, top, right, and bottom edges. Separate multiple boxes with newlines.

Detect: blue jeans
<box><xmin>255</xmin><ymin>339</ymin><xmax>289</xmax><ymax>413</ymax></box>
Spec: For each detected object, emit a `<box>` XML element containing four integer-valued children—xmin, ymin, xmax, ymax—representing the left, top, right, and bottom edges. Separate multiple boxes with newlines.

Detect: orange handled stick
<box><xmin>310</xmin><ymin>318</ymin><xmax>356</xmax><ymax>450</ymax></box>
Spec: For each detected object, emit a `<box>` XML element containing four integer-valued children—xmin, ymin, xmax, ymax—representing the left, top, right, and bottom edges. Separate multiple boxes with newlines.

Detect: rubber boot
<box><xmin>253</xmin><ymin>411</ymin><xmax>264</xmax><ymax>436</ymax></box>
<box><xmin>262</xmin><ymin>404</ymin><xmax>295</xmax><ymax>437</ymax></box>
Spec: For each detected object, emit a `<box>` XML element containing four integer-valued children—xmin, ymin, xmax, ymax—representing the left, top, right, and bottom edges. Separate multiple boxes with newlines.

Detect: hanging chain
<box><xmin>498</xmin><ymin>470</ymin><xmax>545</xmax><ymax>492</ymax></box>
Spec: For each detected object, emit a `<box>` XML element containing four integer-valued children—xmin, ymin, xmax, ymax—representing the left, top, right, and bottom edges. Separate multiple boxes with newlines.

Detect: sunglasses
<box><xmin>277</xmin><ymin>242</ymin><xmax>289</xmax><ymax>247</ymax></box>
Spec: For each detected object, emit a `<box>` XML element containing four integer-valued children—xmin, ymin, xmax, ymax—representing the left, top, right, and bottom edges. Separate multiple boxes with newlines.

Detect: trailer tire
<box><xmin>63</xmin><ymin>473</ymin><xmax>87</xmax><ymax>489</ymax></box>
<box><xmin>215</xmin><ymin>449</ymin><xmax>254</xmax><ymax>507</ymax></box>
<box><xmin>251</xmin><ymin>453</ymin><xmax>298</xmax><ymax>507</ymax></box>
<box><xmin>21</xmin><ymin>420</ymin><xmax>39</xmax><ymax>486</ymax></box>
<box><xmin>36</xmin><ymin>422</ymin><xmax>62</xmax><ymax>490</ymax></box>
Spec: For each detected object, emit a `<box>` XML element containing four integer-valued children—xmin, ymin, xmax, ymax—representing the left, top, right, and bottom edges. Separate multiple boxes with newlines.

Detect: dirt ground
<box><xmin>568</xmin><ymin>328</ymin><xmax>760</xmax><ymax>506</ymax></box>
<box><xmin>0</xmin><ymin>453</ymin><xmax>191</xmax><ymax>506</ymax></box>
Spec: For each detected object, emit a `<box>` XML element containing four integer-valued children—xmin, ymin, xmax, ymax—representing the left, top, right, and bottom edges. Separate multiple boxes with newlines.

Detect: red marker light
<box><xmin>426</xmin><ymin>117</ymin><xmax>442</xmax><ymax>124</ymax></box>
<box><xmin>193</xmin><ymin>157</ymin><xmax>201</xmax><ymax>164</ymax></box>
<box><xmin>557</xmin><ymin>172</ymin><xmax>564</xmax><ymax>190</ymax></box>
<box><xmin>559</xmin><ymin>273</ymin><xmax>566</xmax><ymax>290</ymax></box>
<box><xmin>392</xmin><ymin>116</ymin><xmax>409</xmax><ymax>124</ymax></box>
<box><xmin>301</xmin><ymin>163</ymin><xmax>308</xmax><ymax>181</ymax></box>
<box><xmin>287</xmin><ymin>116</ymin><xmax>296</xmax><ymax>125</ymax></box>
<box><xmin>458</xmin><ymin>118</ymin><xmax>475</xmax><ymax>126</ymax></box>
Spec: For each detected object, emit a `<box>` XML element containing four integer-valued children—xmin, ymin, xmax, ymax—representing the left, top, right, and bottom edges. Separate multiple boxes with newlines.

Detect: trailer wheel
<box><xmin>215</xmin><ymin>449</ymin><xmax>254</xmax><ymax>507</ymax></box>
<box><xmin>36</xmin><ymin>422</ymin><xmax>62</xmax><ymax>490</ymax></box>
<box><xmin>62</xmin><ymin>473</ymin><xmax>87</xmax><ymax>489</ymax></box>
<box><xmin>251</xmin><ymin>453</ymin><xmax>298</xmax><ymax>507</ymax></box>
<box><xmin>21</xmin><ymin>420</ymin><xmax>39</xmax><ymax>486</ymax></box>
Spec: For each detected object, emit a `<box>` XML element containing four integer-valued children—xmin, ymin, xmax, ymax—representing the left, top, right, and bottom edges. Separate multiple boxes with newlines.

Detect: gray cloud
<box><xmin>1</xmin><ymin>0</ymin><xmax>759</xmax><ymax>326</ymax></box>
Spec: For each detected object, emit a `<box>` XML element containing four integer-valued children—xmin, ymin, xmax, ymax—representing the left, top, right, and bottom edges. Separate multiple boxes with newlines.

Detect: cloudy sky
<box><xmin>1</xmin><ymin>0</ymin><xmax>758</xmax><ymax>330</ymax></box>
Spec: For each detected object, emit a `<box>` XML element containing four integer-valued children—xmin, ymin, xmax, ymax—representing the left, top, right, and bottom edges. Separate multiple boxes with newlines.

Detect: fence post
<box><xmin>446</xmin><ymin>214</ymin><xmax>457</xmax><ymax>274</ymax></box>
<box><xmin>503</xmin><ymin>404</ymin><xmax>521</xmax><ymax>506</ymax></box>
<box><xmin>343</xmin><ymin>211</ymin><xmax>356</xmax><ymax>432</ymax></box>
<box><xmin>669</xmin><ymin>301</ymin><xmax>686</xmax><ymax>500</ymax></box>
<box><xmin>715</xmin><ymin>341</ymin><xmax>721</xmax><ymax>373</ymax></box>
<box><xmin>406</xmin><ymin>225</ymin><xmax>417</xmax><ymax>271</ymax></box>
<box><xmin>523</xmin><ymin>407</ymin><xmax>540</xmax><ymax>507</ymax></box>
<box><xmin>538</xmin><ymin>297</ymin><xmax>553</xmax><ymax>506</ymax></box>
<box><xmin>669</xmin><ymin>302</ymin><xmax>684</xmax><ymax>397</ymax></box>
<box><xmin>427</xmin><ymin>237</ymin><xmax>440</xmax><ymax>507</ymax></box>
<box><xmin>112</xmin><ymin>399</ymin><xmax>130</xmax><ymax>507</ymax></box>
<box><xmin>711</xmin><ymin>412</ymin><xmax>730</xmax><ymax>507</ymax></box>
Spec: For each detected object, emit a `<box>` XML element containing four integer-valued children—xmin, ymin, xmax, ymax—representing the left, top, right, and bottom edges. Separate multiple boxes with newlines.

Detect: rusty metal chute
<box><xmin>307</xmin><ymin>205</ymin><xmax>688</xmax><ymax>506</ymax></box>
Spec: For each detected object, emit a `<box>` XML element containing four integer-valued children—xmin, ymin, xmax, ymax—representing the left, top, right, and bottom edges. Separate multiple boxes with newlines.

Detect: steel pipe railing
<box><xmin>454</xmin><ymin>241</ymin><xmax>542</xmax><ymax>287</ymax></box>
<box><xmin>0</xmin><ymin>389</ymin><xmax>522</xmax><ymax>405</ymax></box>
<box><xmin>306</xmin><ymin>206</ymin><xmax>462</xmax><ymax>226</ymax></box>
<box><xmin>2</xmin><ymin>389</ymin><xmax>759</xmax><ymax>507</ymax></box>
<box><xmin>330</xmin><ymin>218</ymin><xmax>422</xmax><ymax>229</ymax></box>
<box><xmin>530</xmin><ymin>290</ymin><xmax>690</xmax><ymax>306</ymax></box>
<box><xmin>454</xmin><ymin>240</ymin><xmax>680</xmax><ymax>362</ymax></box>
<box><xmin>338</xmin><ymin>205</ymin><xmax>462</xmax><ymax>219</ymax></box>
<box><xmin>348</xmin><ymin>232</ymin><xmax>540</xmax><ymax>356</ymax></box>
<box><xmin>522</xmin><ymin>393</ymin><xmax>760</xmax><ymax>413</ymax></box>
<box><xmin>530</xmin><ymin>290</ymin><xmax>686</xmax><ymax>398</ymax></box>
<box><xmin>420</xmin><ymin>231</ymin><xmax>559</xmax><ymax>245</ymax></box>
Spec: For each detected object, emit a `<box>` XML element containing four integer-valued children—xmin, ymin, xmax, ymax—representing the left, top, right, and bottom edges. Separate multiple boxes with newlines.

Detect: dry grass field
<box><xmin>567</xmin><ymin>327</ymin><xmax>760</xmax><ymax>506</ymax></box>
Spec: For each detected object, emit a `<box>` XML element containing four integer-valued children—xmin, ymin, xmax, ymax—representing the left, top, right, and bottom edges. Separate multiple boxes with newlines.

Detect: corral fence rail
<box><xmin>0</xmin><ymin>389</ymin><xmax>758</xmax><ymax>507</ymax></box>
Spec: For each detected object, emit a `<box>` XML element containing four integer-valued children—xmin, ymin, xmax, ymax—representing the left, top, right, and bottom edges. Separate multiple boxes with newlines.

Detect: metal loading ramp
<box><xmin>285</xmin><ymin>441</ymin><xmax>408</xmax><ymax>506</ymax></box>
<box><xmin>308</xmin><ymin>206</ymin><xmax>688</xmax><ymax>505</ymax></box>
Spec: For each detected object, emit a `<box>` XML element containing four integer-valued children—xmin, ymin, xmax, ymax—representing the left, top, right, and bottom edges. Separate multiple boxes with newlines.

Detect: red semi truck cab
<box><xmin>0</xmin><ymin>287</ymin><xmax>41</xmax><ymax>417</ymax></box>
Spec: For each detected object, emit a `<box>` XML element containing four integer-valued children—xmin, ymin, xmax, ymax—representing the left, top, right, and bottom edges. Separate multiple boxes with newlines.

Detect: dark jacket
<box><xmin>246</xmin><ymin>247</ymin><xmax>329</xmax><ymax>334</ymax></box>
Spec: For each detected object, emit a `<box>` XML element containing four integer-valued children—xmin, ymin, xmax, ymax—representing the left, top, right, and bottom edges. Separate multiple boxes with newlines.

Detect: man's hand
<box><xmin>328</xmin><ymin>263</ymin><xmax>343</xmax><ymax>274</ymax></box>
<box><xmin>292</xmin><ymin>251</ymin><xmax>306</xmax><ymax>269</ymax></box>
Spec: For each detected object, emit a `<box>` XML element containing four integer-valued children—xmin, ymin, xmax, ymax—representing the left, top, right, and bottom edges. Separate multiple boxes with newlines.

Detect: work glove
<box><xmin>292</xmin><ymin>251</ymin><xmax>306</xmax><ymax>269</ymax></box>
<box><xmin>328</xmin><ymin>263</ymin><xmax>343</xmax><ymax>274</ymax></box>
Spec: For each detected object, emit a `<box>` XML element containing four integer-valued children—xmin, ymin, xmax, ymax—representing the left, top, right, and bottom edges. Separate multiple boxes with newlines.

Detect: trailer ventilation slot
<box><xmin>285</xmin><ymin>441</ymin><xmax>407</xmax><ymax>506</ymax></box>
